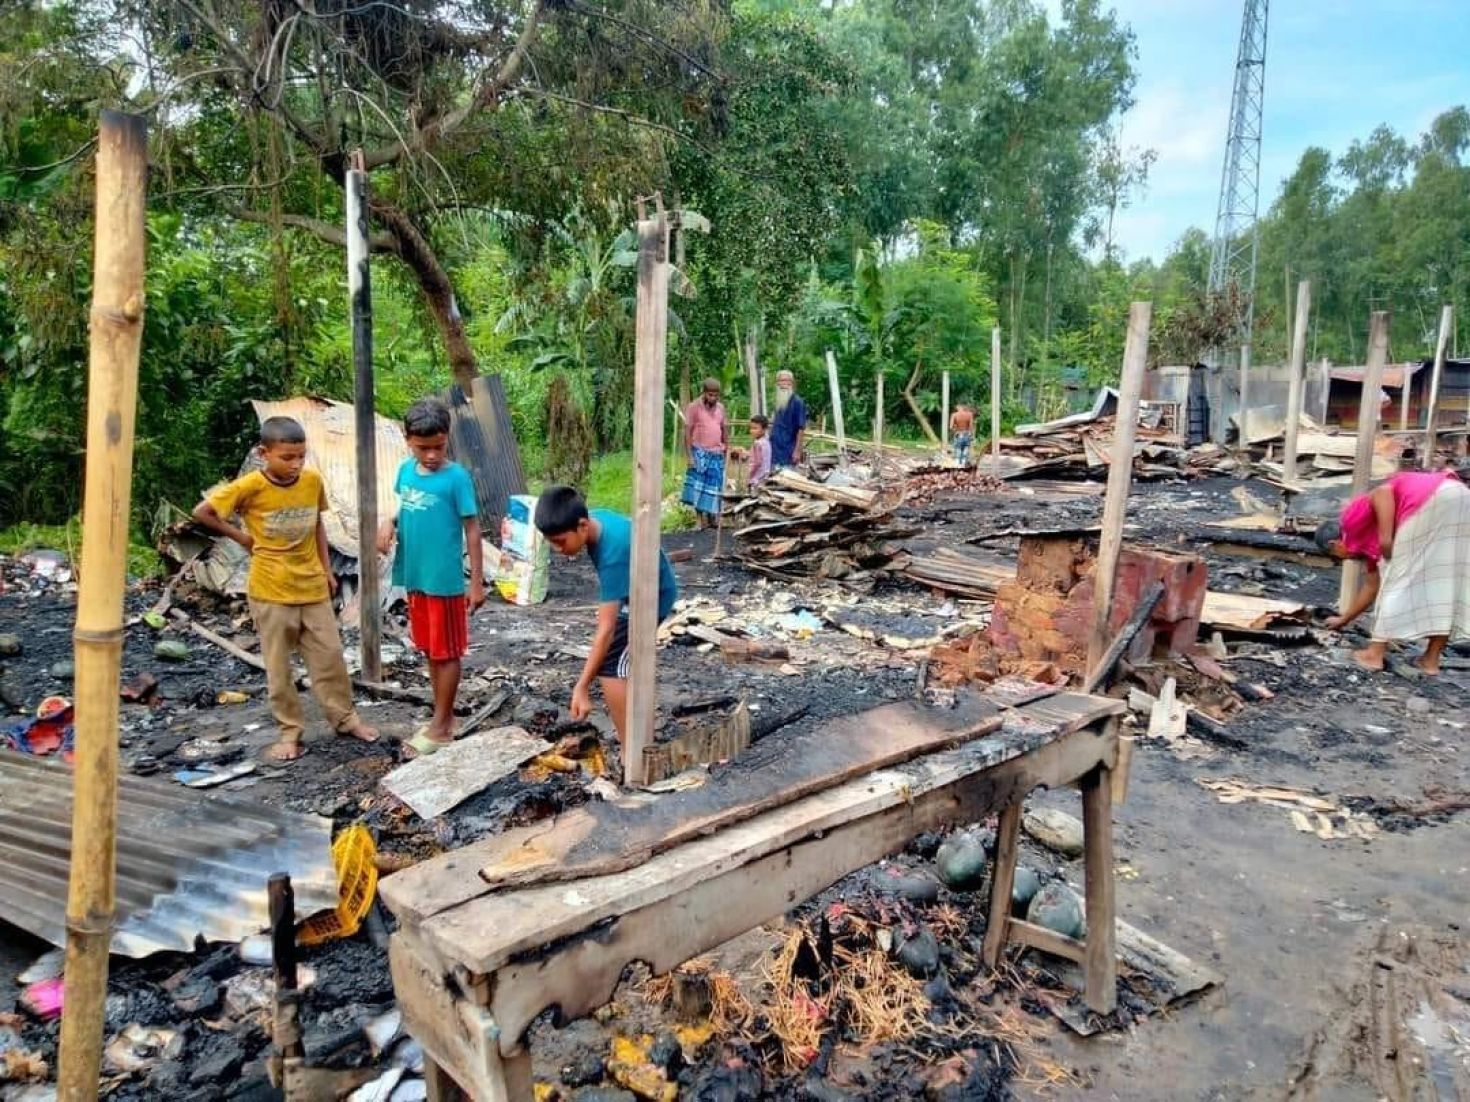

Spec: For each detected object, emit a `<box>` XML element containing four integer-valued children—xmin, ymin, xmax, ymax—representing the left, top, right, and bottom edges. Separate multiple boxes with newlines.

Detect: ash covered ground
<box><xmin>1</xmin><ymin>473</ymin><xmax>1467</xmax><ymax>1100</ymax></box>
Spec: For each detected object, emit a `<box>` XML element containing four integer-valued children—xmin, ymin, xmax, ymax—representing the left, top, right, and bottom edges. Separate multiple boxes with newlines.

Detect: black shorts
<box><xmin>597</xmin><ymin>616</ymin><xmax>632</xmax><ymax>679</ymax></box>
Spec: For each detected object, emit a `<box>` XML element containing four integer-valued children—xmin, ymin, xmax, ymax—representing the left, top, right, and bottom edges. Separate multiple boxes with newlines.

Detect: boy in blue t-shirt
<box><xmin>534</xmin><ymin>485</ymin><xmax>677</xmax><ymax>754</ymax></box>
<box><xmin>376</xmin><ymin>398</ymin><xmax>484</xmax><ymax>758</ymax></box>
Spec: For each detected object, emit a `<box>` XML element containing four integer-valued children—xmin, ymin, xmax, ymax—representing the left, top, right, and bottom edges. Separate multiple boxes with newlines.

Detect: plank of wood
<box><xmin>768</xmin><ymin>468</ymin><xmax>878</xmax><ymax>510</ymax></box>
<box><xmin>1282</xmin><ymin>280</ymin><xmax>1312</xmax><ymax>482</ymax></box>
<box><xmin>384</xmin><ymin>697</ymin><xmax>1037</xmax><ymax>926</ymax></box>
<box><xmin>982</xmin><ymin>802</ymin><xmax>1023</xmax><ymax>967</ymax></box>
<box><xmin>990</xmin><ymin>326</ymin><xmax>1002</xmax><ymax>465</ymax></box>
<box><xmin>1422</xmin><ymin>304</ymin><xmax>1453</xmax><ymax>468</ymax></box>
<box><xmin>168</xmin><ymin>609</ymin><xmax>265</xmax><ymax>670</ymax></box>
<box><xmin>469</xmin><ymin>725</ymin><xmax>1117</xmax><ymax>1040</ymax></box>
<box><xmin>1295</xmin><ymin>432</ymin><xmax>1359</xmax><ymax>459</ymax></box>
<box><xmin>474</xmin><ymin>700</ymin><xmax>1008</xmax><ymax>893</ymax></box>
<box><xmin>1086</xmin><ymin>302</ymin><xmax>1151</xmax><ymax>673</ymax></box>
<box><xmin>1007</xmin><ymin>917</ymin><xmax>1087</xmax><ymax>964</ymax></box>
<box><xmin>1082</xmin><ymin>764</ymin><xmax>1117</xmax><ymax>1013</ymax></box>
<box><xmin>1200</xmin><ymin>590</ymin><xmax>1307</xmax><ymax>631</ymax></box>
<box><xmin>1341</xmin><ymin>312</ymin><xmax>1389</xmax><ymax>613</ymax></box>
<box><xmin>1082</xmin><ymin>580</ymin><xmax>1164</xmax><ymax>694</ymax></box>
<box><xmin>627</xmin><ymin>211</ymin><xmax>671</xmax><ymax>788</ymax></box>
<box><xmin>381</xmin><ymin>728</ymin><xmax>549</xmax><ymax>820</ymax></box>
<box><xmin>1042</xmin><ymin>917</ymin><xmax>1223</xmax><ymax>1036</ymax></box>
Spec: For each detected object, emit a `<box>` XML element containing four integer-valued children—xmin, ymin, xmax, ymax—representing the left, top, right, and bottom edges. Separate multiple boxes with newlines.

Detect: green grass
<box><xmin>529</xmin><ymin>450</ymin><xmax>696</xmax><ymax>532</ymax></box>
<box><xmin>0</xmin><ymin>520</ymin><xmax>166</xmax><ymax>580</ymax></box>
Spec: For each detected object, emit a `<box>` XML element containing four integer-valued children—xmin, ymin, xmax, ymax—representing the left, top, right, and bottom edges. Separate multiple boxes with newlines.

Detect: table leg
<box><xmin>425</xmin><ymin>1056</ymin><xmax>461</xmax><ymax>1101</ymax></box>
<box><xmin>1081</xmin><ymin>763</ymin><xmax>1117</xmax><ymax>1014</ymax></box>
<box><xmin>981</xmin><ymin>800</ymin><xmax>1023</xmax><ymax>967</ymax></box>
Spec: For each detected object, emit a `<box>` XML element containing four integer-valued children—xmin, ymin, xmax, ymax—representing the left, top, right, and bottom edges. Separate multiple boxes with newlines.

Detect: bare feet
<box><xmin>1351</xmin><ymin>646</ymin><xmax>1386</xmax><ymax>671</ymax></box>
<box><xmin>337</xmin><ymin>720</ymin><xmax>380</xmax><ymax>743</ymax></box>
<box><xmin>1413</xmin><ymin>655</ymin><xmax>1441</xmax><ymax>676</ymax></box>
<box><xmin>263</xmin><ymin>740</ymin><xmax>305</xmax><ymax>763</ymax></box>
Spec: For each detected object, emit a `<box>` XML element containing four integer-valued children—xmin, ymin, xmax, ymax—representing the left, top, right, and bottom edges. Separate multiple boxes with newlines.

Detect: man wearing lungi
<box><xmin>682</xmin><ymin>378</ymin><xmax>729</xmax><ymax>529</ymax></box>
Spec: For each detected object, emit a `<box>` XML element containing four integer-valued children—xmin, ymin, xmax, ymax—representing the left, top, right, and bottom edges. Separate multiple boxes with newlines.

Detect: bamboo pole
<box><xmin>1421</xmin><ymin>304</ymin><xmax>1453</xmax><ymax>469</ymax></box>
<box><xmin>1339</xmin><ymin>311</ymin><xmax>1390</xmax><ymax>613</ymax></box>
<box><xmin>990</xmin><ymin>326</ymin><xmax>1002</xmax><ymax>468</ymax></box>
<box><xmin>1282</xmin><ymin>280</ymin><xmax>1312</xmax><ymax>485</ymax></box>
<box><xmin>58</xmin><ymin>110</ymin><xmax>148</xmax><ymax>1102</ymax></box>
<box><xmin>346</xmin><ymin>164</ymin><xmax>381</xmax><ymax>682</ymax></box>
<box><xmin>825</xmin><ymin>350</ymin><xmax>847</xmax><ymax>467</ymax></box>
<box><xmin>1086</xmin><ymin>301</ymin><xmax>1152</xmax><ymax>677</ymax></box>
<box><xmin>626</xmin><ymin>205</ymin><xmax>671</xmax><ymax>787</ymax></box>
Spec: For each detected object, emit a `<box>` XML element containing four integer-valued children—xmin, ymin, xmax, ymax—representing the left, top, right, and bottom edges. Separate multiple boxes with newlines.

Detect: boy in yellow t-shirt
<box><xmin>192</xmin><ymin>416</ymin><xmax>378</xmax><ymax>763</ymax></box>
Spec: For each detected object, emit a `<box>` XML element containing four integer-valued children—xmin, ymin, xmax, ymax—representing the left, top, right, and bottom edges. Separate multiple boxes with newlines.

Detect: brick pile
<box><xmin>932</xmin><ymin>532</ymin><xmax>1208</xmax><ymax>684</ymax></box>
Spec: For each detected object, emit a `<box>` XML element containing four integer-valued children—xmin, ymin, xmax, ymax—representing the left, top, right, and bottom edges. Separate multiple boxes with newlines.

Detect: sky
<box><xmin>1074</xmin><ymin>0</ymin><xmax>1470</xmax><ymax>264</ymax></box>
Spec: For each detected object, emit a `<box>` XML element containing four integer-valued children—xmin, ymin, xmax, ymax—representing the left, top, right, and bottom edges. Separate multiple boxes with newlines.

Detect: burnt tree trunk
<box><xmin>370</xmin><ymin>200</ymin><xmax>478</xmax><ymax>392</ymax></box>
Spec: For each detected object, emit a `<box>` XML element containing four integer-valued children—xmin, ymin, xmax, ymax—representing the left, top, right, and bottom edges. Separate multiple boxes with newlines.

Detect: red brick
<box><xmin>1016</xmin><ymin>535</ymin><xmax>1090</xmax><ymax>594</ymax></box>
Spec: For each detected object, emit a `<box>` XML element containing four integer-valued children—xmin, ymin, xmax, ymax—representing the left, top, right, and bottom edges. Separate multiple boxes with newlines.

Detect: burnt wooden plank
<box><xmin>382</xmin><ymin>697</ymin><xmax>1010</xmax><ymax>923</ymax></box>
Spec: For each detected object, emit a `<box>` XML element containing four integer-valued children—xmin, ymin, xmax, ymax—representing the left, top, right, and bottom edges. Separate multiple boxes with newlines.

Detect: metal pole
<box><xmin>58</xmin><ymin>109</ymin><xmax>147</xmax><ymax>1102</ymax></box>
<box><xmin>346</xmin><ymin>165</ymin><xmax>381</xmax><ymax>682</ymax></box>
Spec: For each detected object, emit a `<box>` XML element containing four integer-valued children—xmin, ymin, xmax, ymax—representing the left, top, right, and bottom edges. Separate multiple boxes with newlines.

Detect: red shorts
<box><xmin>407</xmin><ymin>593</ymin><xmax>468</xmax><ymax>661</ymax></box>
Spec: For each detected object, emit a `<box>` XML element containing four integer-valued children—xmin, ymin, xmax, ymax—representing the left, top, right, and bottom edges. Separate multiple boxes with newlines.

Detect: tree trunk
<box><xmin>370</xmin><ymin>200</ymin><xmax>479</xmax><ymax>392</ymax></box>
<box><xmin>902</xmin><ymin>359</ymin><xmax>940</xmax><ymax>444</ymax></box>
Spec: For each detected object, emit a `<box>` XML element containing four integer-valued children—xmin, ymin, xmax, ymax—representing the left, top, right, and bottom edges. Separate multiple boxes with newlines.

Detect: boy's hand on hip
<box><xmin>570</xmin><ymin>683</ymin><xmax>593</xmax><ymax>721</ymax></box>
<box><xmin>236</xmin><ymin>531</ymin><xmax>255</xmax><ymax>553</ymax></box>
<box><xmin>468</xmin><ymin>578</ymin><xmax>486</xmax><ymax>610</ymax></box>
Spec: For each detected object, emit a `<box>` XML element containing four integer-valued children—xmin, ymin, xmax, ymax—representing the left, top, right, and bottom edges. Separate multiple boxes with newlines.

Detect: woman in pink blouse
<box><xmin>1315</xmin><ymin>469</ymin><xmax>1470</xmax><ymax>674</ymax></box>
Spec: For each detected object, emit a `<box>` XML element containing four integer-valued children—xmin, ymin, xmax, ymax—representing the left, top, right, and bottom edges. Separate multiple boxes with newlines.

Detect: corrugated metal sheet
<box><xmin>251</xmin><ymin>396</ymin><xmax>410</xmax><ymax>560</ymax></box>
<box><xmin>0</xmin><ymin>751</ymin><xmax>337</xmax><ymax>957</ymax></box>
<box><xmin>441</xmin><ymin>374</ymin><xmax>527</xmax><ymax>534</ymax></box>
<box><xmin>1328</xmin><ymin>362</ymin><xmax>1422</xmax><ymax>389</ymax></box>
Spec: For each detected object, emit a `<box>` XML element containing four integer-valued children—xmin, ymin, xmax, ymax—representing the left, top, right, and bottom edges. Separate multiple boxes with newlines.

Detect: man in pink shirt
<box><xmin>682</xmin><ymin>378</ymin><xmax>729</xmax><ymax>528</ymax></box>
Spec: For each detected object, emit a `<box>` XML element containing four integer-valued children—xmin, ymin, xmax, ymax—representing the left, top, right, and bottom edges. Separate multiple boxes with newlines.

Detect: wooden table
<box><xmin>380</xmin><ymin>691</ymin><xmax>1125</xmax><ymax>1101</ymax></box>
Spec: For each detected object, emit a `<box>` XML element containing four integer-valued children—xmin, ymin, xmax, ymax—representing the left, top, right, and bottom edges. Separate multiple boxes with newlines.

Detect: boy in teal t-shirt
<box><xmin>377</xmin><ymin>398</ymin><xmax>484</xmax><ymax>758</ymax></box>
<box><xmin>534</xmin><ymin>486</ymin><xmax>678</xmax><ymax>755</ymax></box>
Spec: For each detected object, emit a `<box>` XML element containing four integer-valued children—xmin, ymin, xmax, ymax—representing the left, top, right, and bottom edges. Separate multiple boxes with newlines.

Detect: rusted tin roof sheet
<box><xmin>443</xmin><ymin>375</ymin><xmax>528</xmax><ymax>534</ymax></box>
<box><xmin>0</xmin><ymin>751</ymin><xmax>337</xmax><ymax>957</ymax></box>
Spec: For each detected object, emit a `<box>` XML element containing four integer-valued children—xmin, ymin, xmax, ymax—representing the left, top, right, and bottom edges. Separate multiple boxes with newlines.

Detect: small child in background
<box><xmin>377</xmin><ymin>398</ymin><xmax>484</xmax><ymax>759</ymax></box>
<box><xmin>748</xmin><ymin>414</ymin><xmax>772</xmax><ymax>487</ymax></box>
<box><xmin>193</xmin><ymin>416</ymin><xmax>378</xmax><ymax>763</ymax></box>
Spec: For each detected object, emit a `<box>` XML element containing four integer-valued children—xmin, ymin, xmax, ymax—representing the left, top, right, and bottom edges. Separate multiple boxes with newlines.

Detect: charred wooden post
<box><xmin>1339</xmin><ymin>312</ymin><xmax>1389</xmax><ymax>612</ymax></box>
<box><xmin>347</xmin><ymin>161</ymin><xmax>382</xmax><ymax>682</ymax></box>
<box><xmin>1282</xmin><ymin>280</ymin><xmax>1312</xmax><ymax>484</ymax></box>
<box><xmin>627</xmin><ymin>204</ymin><xmax>671</xmax><ymax>786</ymax></box>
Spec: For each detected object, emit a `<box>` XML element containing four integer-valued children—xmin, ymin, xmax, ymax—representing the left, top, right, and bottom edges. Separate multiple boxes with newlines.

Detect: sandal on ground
<box><xmin>401</xmin><ymin>728</ymin><xmax>451</xmax><ymax>761</ymax></box>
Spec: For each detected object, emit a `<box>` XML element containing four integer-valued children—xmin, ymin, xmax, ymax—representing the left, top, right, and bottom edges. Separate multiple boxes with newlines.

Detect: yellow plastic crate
<box><xmin>299</xmin><ymin>823</ymin><xmax>379</xmax><ymax>945</ymax></box>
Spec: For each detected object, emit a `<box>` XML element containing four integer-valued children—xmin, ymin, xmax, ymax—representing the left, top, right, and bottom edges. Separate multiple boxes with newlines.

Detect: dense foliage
<box><xmin>1</xmin><ymin>0</ymin><xmax>1465</xmax><ymax>531</ymax></box>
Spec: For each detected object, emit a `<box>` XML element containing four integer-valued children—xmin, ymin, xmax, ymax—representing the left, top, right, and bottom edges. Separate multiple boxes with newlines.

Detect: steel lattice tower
<box><xmin>1208</xmin><ymin>0</ymin><xmax>1269</xmax><ymax>333</ymax></box>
